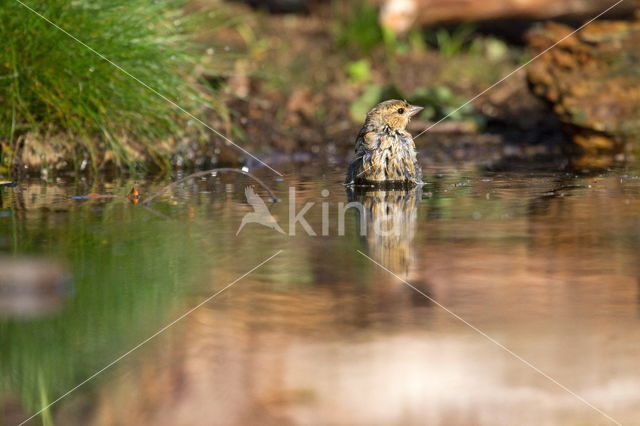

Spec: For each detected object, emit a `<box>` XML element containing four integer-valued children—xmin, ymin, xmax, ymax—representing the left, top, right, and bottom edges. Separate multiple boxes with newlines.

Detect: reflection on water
<box><xmin>0</xmin><ymin>257</ymin><xmax>71</xmax><ymax>318</ymax></box>
<box><xmin>348</xmin><ymin>187</ymin><xmax>421</xmax><ymax>274</ymax></box>
<box><xmin>1</xmin><ymin>165</ymin><xmax>640</xmax><ymax>425</ymax></box>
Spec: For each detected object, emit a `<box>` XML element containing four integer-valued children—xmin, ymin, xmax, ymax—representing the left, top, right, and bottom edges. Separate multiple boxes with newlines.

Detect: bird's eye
<box><xmin>397</xmin><ymin>108</ymin><xmax>405</xmax><ymax>114</ymax></box>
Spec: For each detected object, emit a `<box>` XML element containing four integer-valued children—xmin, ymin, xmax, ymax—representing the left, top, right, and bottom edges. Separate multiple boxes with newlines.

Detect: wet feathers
<box><xmin>345</xmin><ymin>100</ymin><xmax>423</xmax><ymax>188</ymax></box>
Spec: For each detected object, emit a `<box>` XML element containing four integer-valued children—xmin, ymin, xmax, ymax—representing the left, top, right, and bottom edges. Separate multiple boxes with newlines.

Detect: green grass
<box><xmin>429</xmin><ymin>24</ymin><xmax>476</xmax><ymax>58</ymax></box>
<box><xmin>333</xmin><ymin>1</ymin><xmax>384</xmax><ymax>53</ymax></box>
<box><xmin>0</xmin><ymin>0</ymin><xmax>210</xmax><ymax>172</ymax></box>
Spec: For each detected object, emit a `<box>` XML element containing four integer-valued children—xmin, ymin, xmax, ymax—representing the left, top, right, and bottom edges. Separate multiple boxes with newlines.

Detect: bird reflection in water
<box><xmin>347</xmin><ymin>186</ymin><xmax>422</xmax><ymax>274</ymax></box>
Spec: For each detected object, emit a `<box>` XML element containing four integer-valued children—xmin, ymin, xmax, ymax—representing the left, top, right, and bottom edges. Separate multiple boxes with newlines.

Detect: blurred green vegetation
<box><xmin>333</xmin><ymin>1</ymin><xmax>385</xmax><ymax>54</ymax></box>
<box><xmin>332</xmin><ymin>2</ymin><xmax>509</xmax><ymax>61</ymax></box>
<box><xmin>349</xmin><ymin>83</ymin><xmax>484</xmax><ymax>127</ymax></box>
<box><xmin>0</xmin><ymin>193</ymin><xmax>205</xmax><ymax>421</ymax></box>
<box><xmin>346</xmin><ymin>60</ymin><xmax>373</xmax><ymax>83</ymax></box>
<box><xmin>430</xmin><ymin>24</ymin><xmax>476</xmax><ymax>58</ymax></box>
<box><xmin>0</xmin><ymin>0</ymin><xmax>212</xmax><ymax>172</ymax></box>
<box><xmin>332</xmin><ymin>1</ymin><xmax>513</xmax><ymax>128</ymax></box>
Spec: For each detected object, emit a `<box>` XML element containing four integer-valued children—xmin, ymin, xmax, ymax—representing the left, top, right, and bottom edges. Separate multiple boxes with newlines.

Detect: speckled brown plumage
<box><xmin>345</xmin><ymin>99</ymin><xmax>423</xmax><ymax>188</ymax></box>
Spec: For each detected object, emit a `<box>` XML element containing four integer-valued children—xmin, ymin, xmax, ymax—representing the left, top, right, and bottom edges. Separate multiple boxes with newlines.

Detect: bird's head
<box><xmin>364</xmin><ymin>99</ymin><xmax>424</xmax><ymax>132</ymax></box>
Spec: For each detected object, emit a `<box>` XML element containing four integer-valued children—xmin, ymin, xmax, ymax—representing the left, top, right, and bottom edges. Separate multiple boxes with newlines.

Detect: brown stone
<box><xmin>526</xmin><ymin>20</ymin><xmax>640</xmax><ymax>154</ymax></box>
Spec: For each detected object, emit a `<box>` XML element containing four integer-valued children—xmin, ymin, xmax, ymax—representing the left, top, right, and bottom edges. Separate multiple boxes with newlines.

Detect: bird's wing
<box><xmin>345</xmin><ymin>157</ymin><xmax>362</xmax><ymax>185</ymax></box>
<box><xmin>361</xmin><ymin>131</ymin><xmax>381</xmax><ymax>151</ymax></box>
<box><xmin>245</xmin><ymin>186</ymin><xmax>271</xmax><ymax>216</ymax></box>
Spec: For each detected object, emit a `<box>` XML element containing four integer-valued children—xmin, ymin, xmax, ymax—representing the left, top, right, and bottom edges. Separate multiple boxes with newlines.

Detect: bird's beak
<box><xmin>408</xmin><ymin>105</ymin><xmax>424</xmax><ymax>117</ymax></box>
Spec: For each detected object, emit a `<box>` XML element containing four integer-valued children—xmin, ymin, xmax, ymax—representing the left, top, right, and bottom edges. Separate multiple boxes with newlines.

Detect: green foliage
<box><xmin>334</xmin><ymin>2</ymin><xmax>384</xmax><ymax>53</ymax></box>
<box><xmin>350</xmin><ymin>84</ymin><xmax>384</xmax><ymax>121</ymax></box>
<box><xmin>332</xmin><ymin>2</ymin><xmax>417</xmax><ymax>56</ymax></box>
<box><xmin>430</xmin><ymin>23</ymin><xmax>476</xmax><ymax>58</ymax></box>
<box><xmin>407</xmin><ymin>29</ymin><xmax>428</xmax><ymax>53</ymax></box>
<box><xmin>411</xmin><ymin>86</ymin><xmax>474</xmax><ymax>121</ymax></box>
<box><xmin>479</xmin><ymin>37</ymin><xmax>510</xmax><ymax>62</ymax></box>
<box><xmin>0</xmin><ymin>0</ymin><xmax>210</xmax><ymax>170</ymax></box>
<box><xmin>346</xmin><ymin>59</ymin><xmax>372</xmax><ymax>83</ymax></box>
<box><xmin>350</xmin><ymin>83</ymin><xmax>485</xmax><ymax>127</ymax></box>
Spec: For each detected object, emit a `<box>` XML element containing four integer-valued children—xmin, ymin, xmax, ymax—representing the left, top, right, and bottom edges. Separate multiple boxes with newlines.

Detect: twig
<box><xmin>142</xmin><ymin>168</ymin><xmax>279</xmax><ymax>205</ymax></box>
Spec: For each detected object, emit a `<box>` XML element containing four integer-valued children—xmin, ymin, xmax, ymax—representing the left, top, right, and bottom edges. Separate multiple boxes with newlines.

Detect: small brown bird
<box><xmin>345</xmin><ymin>99</ymin><xmax>424</xmax><ymax>188</ymax></box>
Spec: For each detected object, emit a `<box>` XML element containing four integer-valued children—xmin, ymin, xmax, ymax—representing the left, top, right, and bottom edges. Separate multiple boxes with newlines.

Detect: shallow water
<box><xmin>1</xmin><ymin>162</ymin><xmax>640</xmax><ymax>425</ymax></box>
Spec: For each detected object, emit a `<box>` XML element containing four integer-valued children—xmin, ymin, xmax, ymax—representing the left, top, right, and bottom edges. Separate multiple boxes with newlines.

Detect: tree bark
<box><xmin>381</xmin><ymin>0</ymin><xmax>636</xmax><ymax>33</ymax></box>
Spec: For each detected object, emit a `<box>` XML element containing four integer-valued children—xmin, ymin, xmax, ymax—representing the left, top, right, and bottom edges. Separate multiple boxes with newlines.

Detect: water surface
<box><xmin>1</xmin><ymin>163</ymin><xmax>639</xmax><ymax>425</ymax></box>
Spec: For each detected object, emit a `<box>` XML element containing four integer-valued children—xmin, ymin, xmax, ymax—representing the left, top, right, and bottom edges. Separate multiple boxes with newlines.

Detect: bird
<box><xmin>236</xmin><ymin>186</ymin><xmax>285</xmax><ymax>235</ymax></box>
<box><xmin>345</xmin><ymin>99</ymin><xmax>424</xmax><ymax>188</ymax></box>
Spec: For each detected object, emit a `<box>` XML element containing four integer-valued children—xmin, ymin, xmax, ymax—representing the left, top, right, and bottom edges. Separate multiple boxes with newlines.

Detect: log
<box><xmin>380</xmin><ymin>0</ymin><xmax>636</xmax><ymax>33</ymax></box>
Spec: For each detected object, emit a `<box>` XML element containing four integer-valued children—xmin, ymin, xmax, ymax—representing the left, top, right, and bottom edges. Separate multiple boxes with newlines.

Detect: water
<box><xmin>1</xmin><ymin>163</ymin><xmax>639</xmax><ymax>425</ymax></box>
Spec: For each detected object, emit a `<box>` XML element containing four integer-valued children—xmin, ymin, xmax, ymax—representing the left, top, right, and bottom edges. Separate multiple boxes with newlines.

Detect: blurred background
<box><xmin>1</xmin><ymin>0</ymin><xmax>639</xmax><ymax>174</ymax></box>
<box><xmin>2</xmin><ymin>1</ymin><xmax>640</xmax><ymax>425</ymax></box>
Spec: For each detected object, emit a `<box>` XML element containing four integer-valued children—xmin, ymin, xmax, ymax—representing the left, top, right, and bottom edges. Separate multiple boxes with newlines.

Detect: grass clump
<box><xmin>0</xmin><ymin>0</ymin><xmax>209</xmax><ymax>173</ymax></box>
<box><xmin>332</xmin><ymin>1</ymin><xmax>385</xmax><ymax>53</ymax></box>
